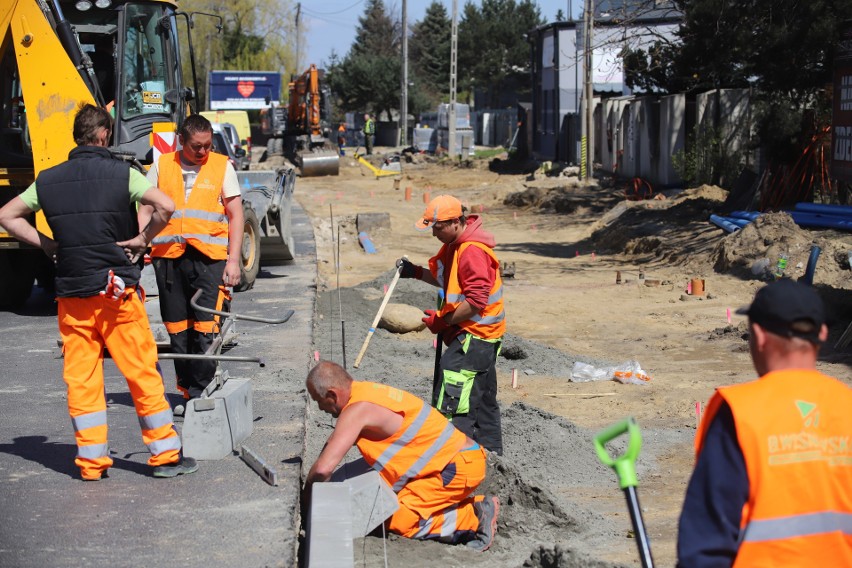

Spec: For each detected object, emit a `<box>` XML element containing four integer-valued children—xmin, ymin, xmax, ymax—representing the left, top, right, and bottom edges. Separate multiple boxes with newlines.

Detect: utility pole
<box><xmin>448</xmin><ymin>0</ymin><xmax>458</xmax><ymax>157</ymax></box>
<box><xmin>401</xmin><ymin>0</ymin><xmax>408</xmax><ymax>147</ymax></box>
<box><xmin>581</xmin><ymin>0</ymin><xmax>594</xmax><ymax>181</ymax></box>
<box><xmin>295</xmin><ymin>3</ymin><xmax>301</xmax><ymax>76</ymax></box>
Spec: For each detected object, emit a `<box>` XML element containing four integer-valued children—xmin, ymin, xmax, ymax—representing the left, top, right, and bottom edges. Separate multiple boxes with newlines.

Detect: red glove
<box><xmin>422</xmin><ymin>309</ymin><xmax>449</xmax><ymax>334</ymax></box>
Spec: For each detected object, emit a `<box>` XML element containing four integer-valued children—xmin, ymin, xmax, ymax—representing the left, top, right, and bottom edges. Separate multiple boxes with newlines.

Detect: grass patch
<box><xmin>474</xmin><ymin>147</ymin><xmax>506</xmax><ymax>160</ymax></box>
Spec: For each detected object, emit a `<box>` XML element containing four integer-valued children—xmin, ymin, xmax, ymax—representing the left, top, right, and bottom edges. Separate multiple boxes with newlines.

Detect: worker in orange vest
<box><xmin>304</xmin><ymin>361</ymin><xmax>499</xmax><ymax>550</ymax></box>
<box><xmin>337</xmin><ymin>123</ymin><xmax>346</xmax><ymax>156</ymax></box>
<box><xmin>677</xmin><ymin>279</ymin><xmax>852</xmax><ymax>566</ymax></box>
<box><xmin>397</xmin><ymin>195</ymin><xmax>506</xmax><ymax>455</ymax></box>
<box><xmin>0</xmin><ymin>104</ymin><xmax>195</xmax><ymax>479</ymax></box>
<box><xmin>140</xmin><ymin>114</ymin><xmax>244</xmax><ymax>402</ymax></box>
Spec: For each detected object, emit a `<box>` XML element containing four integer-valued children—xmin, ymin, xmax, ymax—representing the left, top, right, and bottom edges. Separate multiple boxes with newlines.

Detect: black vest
<box><xmin>36</xmin><ymin>146</ymin><xmax>141</xmax><ymax>297</ymax></box>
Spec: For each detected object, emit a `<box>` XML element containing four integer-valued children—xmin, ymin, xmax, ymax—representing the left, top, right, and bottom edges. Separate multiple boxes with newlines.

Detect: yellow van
<box><xmin>200</xmin><ymin>110</ymin><xmax>252</xmax><ymax>164</ymax></box>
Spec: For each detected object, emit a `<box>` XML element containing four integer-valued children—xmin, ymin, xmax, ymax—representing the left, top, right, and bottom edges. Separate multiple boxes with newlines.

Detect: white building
<box><xmin>528</xmin><ymin>0</ymin><xmax>682</xmax><ymax>164</ymax></box>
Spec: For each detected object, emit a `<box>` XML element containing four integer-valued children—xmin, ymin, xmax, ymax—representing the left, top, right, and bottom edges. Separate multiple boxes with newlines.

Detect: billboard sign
<box><xmin>209</xmin><ymin>70</ymin><xmax>281</xmax><ymax>110</ymax></box>
<box><xmin>832</xmin><ymin>21</ymin><xmax>852</xmax><ymax>182</ymax></box>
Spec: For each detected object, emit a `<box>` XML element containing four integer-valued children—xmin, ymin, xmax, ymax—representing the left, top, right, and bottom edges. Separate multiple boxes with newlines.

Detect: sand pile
<box><xmin>306</xmin><ymin>273</ymin><xmax>637</xmax><ymax>567</ymax></box>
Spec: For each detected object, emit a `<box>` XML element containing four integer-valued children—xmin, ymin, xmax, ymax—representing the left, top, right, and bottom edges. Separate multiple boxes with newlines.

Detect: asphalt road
<box><xmin>0</xmin><ymin>204</ymin><xmax>316</xmax><ymax>568</ymax></box>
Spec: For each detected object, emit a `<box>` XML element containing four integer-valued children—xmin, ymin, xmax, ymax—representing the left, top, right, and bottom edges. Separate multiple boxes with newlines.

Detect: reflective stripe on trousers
<box><xmin>387</xmin><ymin>448</ymin><xmax>486</xmax><ymax>541</ymax></box>
<box><xmin>58</xmin><ymin>292</ymin><xmax>181</xmax><ymax>479</ymax></box>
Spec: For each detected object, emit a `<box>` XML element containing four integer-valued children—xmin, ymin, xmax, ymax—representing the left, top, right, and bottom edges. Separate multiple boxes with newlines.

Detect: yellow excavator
<box><xmin>261</xmin><ymin>64</ymin><xmax>339</xmax><ymax>177</ymax></box>
<box><xmin>0</xmin><ymin>0</ymin><xmax>202</xmax><ymax>307</ymax></box>
<box><xmin>0</xmin><ymin>0</ymin><xmax>296</xmax><ymax>306</ymax></box>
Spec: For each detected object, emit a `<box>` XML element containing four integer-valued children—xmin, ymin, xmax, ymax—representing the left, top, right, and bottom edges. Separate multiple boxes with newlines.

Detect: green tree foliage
<box><xmin>408</xmin><ymin>1</ymin><xmax>451</xmax><ymax>109</ymax></box>
<box><xmin>624</xmin><ymin>0</ymin><xmax>852</xmax><ymax>166</ymax></box>
<box><xmin>327</xmin><ymin>0</ymin><xmax>401</xmax><ymax>119</ymax></box>
<box><xmin>351</xmin><ymin>0</ymin><xmax>400</xmax><ymax>58</ymax></box>
<box><xmin>177</xmin><ymin>0</ymin><xmax>299</xmax><ymax>109</ymax></box>
<box><xmin>622</xmin><ymin>40</ymin><xmax>685</xmax><ymax>94</ymax></box>
<box><xmin>458</xmin><ymin>0</ymin><xmax>545</xmax><ymax>108</ymax></box>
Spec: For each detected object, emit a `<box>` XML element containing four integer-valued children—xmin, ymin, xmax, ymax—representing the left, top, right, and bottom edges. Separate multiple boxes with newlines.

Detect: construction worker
<box><xmin>362</xmin><ymin>113</ymin><xmax>375</xmax><ymax>155</ymax></box>
<box><xmin>677</xmin><ymin>279</ymin><xmax>852</xmax><ymax>566</ymax></box>
<box><xmin>397</xmin><ymin>195</ymin><xmax>506</xmax><ymax>455</ymax></box>
<box><xmin>338</xmin><ymin>123</ymin><xmax>346</xmax><ymax>156</ymax></box>
<box><xmin>304</xmin><ymin>361</ymin><xmax>500</xmax><ymax>550</ymax></box>
<box><xmin>140</xmin><ymin>114</ymin><xmax>244</xmax><ymax>402</ymax></box>
<box><xmin>0</xmin><ymin>104</ymin><xmax>197</xmax><ymax>479</ymax></box>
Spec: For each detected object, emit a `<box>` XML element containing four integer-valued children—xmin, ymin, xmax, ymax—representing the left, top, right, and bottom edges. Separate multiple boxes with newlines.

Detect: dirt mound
<box><xmin>309</xmin><ymin>274</ymin><xmax>633</xmax><ymax>567</ymax></box>
<box><xmin>524</xmin><ymin>183</ymin><xmax>852</xmax><ymax>291</ymax></box>
<box><xmin>713</xmin><ymin>212</ymin><xmax>852</xmax><ymax>289</ymax></box>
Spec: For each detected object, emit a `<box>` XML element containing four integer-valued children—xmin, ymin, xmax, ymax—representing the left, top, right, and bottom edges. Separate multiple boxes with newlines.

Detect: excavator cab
<box><xmin>0</xmin><ymin>0</ymin><xmax>196</xmax><ymax>307</ymax></box>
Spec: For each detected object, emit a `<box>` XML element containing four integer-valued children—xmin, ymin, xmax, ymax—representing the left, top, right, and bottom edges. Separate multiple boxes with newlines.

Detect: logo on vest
<box><xmin>795</xmin><ymin>400</ymin><xmax>819</xmax><ymax>427</ymax></box>
<box><xmin>196</xmin><ymin>177</ymin><xmax>216</xmax><ymax>192</ymax></box>
<box><xmin>765</xmin><ymin>400</ymin><xmax>850</xmax><ymax>466</ymax></box>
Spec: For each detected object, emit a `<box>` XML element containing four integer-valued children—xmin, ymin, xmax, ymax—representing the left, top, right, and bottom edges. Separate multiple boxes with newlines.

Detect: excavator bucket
<box><xmin>299</xmin><ymin>149</ymin><xmax>340</xmax><ymax>177</ymax></box>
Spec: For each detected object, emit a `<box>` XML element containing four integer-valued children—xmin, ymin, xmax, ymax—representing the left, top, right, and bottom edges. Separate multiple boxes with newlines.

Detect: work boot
<box><xmin>466</xmin><ymin>495</ymin><xmax>499</xmax><ymax>552</ymax></box>
<box><xmin>153</xmin><ymin>456</ymin><xmax>198</xmax><ymax>478</ymax></box>
<box><xmin>82</xmin><ymin>469</ymin><xmax>109</xmax><ymax>482</ymax></box>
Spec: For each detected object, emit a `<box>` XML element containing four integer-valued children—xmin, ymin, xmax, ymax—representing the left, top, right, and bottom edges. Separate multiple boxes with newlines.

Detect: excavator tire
<box><xmin>0</xmin><ymin>250</ymin><xmax>39</xmax><ymax>309</ymax></box>
<box><xmin>235</xmin><ymin>204</ymin><xmax>260</xmax><ymax>292</ymax></box>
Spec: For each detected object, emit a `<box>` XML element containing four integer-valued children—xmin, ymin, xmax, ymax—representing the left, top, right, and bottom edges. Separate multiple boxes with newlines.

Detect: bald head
<box><xmin>307</xmin><ymin>360</ymin><xmax>352</xmax><ymax>394</ymax></box>
<box><xmin>306</xmin><ymin>361</ymin><xmax>354</xmax><ymax>417</ymax></box>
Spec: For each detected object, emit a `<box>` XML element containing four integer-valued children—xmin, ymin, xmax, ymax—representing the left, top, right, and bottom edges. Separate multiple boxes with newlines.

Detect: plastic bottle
<box><xmin>775</xmin><ymin>252</ymin><xmax>788</xmax><ymax>279</ymax></box>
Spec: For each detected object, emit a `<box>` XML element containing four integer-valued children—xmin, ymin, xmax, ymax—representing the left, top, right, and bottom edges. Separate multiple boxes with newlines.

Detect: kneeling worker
<box><xmin>304</xmin><ymin>361</ymin><xmax>500</xmax><ymax>551</ymax></box>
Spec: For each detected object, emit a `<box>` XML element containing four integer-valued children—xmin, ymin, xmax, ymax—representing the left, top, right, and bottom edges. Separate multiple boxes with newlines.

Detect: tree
<box><xmin>177</xmin><ymin>0</ymin><xmax>298</xmax><ymax>107</ymax></box>
<box><xmin>624</xmin><ymin>0</ymin><xmax>852</xmax><ymax>165</ymax></box>
<box><xmin>457</xmin><ymin>0</ymin><xmax>545</xmax><ymax>108</ymax></box>
<box><xmin>409</xmin><ymin>1</ymin><xmax>451</xmax><ymax>109</ymax></box>
<box><xmin>328</xmin><ymin>0</ymin><xmax>401</xmax><ymax>119</ymax></box>
<box><xmin>351</xmin><ymin>0</ymin><xmax>400</xmax><ymax>59</ymax></box>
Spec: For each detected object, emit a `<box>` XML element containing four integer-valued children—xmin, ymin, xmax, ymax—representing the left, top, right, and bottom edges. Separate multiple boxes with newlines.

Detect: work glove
<box><xmin>99</xmin><ymin>270</ymin><xmax>126</xmax><ymax>300</ymax></box>
<box><xmin>422</xmin><ymin>309</ymin><xmax>449</xmax><ymax>335</ymax></box>
<box><xmin>397</xmin><ymin>258</ymin><xmax>423</xmax><ymax>280</ymax></box>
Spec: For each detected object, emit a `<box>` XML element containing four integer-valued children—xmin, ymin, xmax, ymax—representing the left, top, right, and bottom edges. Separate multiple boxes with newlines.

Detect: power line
<box><xmin>300</xmin><ymin>9</ymin><xmax>359</xmax><ymax>29</ymax></box>
<box><xmin>301</xmin><ymin>0</ymin><xmax>364</xmax><ymax>17</ymax></box>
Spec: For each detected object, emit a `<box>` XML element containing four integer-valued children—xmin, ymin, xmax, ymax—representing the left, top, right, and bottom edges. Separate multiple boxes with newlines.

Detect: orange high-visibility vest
<box><xmin>428</xmin><ymin>241</ymin><xmax>505</xmax><ymax>339</ymax></box>
<box><xmin>696</xmin><ymin>369</ymin><xmax>852</xmax><ymax>566</ymax></box>
<box><xmin>347</xmin><ymin>381</ymin><xmax>467</xmax><ymax>492</ymax></box>
<box><xmin>151</xmin><ymin>152</ymin><xmax>230</xmax><ymax>260</ymax></box>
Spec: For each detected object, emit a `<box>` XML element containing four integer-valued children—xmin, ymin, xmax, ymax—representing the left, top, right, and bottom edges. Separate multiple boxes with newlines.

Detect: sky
<box><xmin>302</xmin><ymin>0</ymin><xmax>581</xmax><ymax>68</ymax></box>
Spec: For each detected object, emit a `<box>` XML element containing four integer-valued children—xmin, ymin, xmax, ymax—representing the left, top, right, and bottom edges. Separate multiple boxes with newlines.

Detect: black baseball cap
<box><xmin>736</xmin><ymin>279</ymin><xmax>825</xmax><ymax>343</ymax></box>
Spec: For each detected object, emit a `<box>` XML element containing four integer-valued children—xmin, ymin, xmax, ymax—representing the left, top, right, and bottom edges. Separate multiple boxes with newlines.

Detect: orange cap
<box><xmin>415</xmin><ymin>195</ymin><xmax>463</xmax><ymax>229</ymax></box>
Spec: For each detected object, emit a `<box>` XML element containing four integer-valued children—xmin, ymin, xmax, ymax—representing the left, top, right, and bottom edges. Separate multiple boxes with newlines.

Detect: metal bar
<box><xmin>623</xmin><ymin>486</ymin><xmax>655</xmax><ymax>568</ymax></box>
<box><xmin>240</xmin><ymin>445</ymin><xmax>279</xmax><ymax>486</ymax></box>
<box><xmin>158</xmin><ymin>353</ymin><xmax>264</xmax><ymax>366</ymax></box>
<box><xmin>190</xmin><ymin>289</ymin><xmax>294</xmax><ymax>324</ymax></box>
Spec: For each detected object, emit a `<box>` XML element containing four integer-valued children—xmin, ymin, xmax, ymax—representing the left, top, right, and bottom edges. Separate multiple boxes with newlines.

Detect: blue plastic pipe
<box><xmin>802</xmin><ymin>245</ymin><xmax>821</xmax><ymax>286</ymax></box>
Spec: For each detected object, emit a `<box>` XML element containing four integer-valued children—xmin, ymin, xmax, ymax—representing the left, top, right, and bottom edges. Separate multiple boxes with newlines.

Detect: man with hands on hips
<box><xmin>397</xmin><ymin>195</ymin><xmax>506</xmax><ymax>455</ymax></box>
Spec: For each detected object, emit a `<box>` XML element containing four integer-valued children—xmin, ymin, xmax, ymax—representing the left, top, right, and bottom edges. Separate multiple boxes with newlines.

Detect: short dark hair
<box><xmin>179</xmin><ymin>114</ymin><xmax>212</xmax><ymax>140</ymax></box>
<box><xmin>73</xmin><ymin>103</ymin><xmax>112</xmax><ymax>145</ymax></box>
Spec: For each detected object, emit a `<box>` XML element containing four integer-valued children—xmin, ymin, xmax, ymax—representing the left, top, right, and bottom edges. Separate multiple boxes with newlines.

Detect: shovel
<box><xmin>593</xmin><ymin>417</ymin><xmax>655</xmax><ymax>568</ymax></box>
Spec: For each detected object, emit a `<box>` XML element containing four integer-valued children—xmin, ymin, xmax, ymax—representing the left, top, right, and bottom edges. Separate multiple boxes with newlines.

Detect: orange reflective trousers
<box><xmin>58</xmin><ymin>289</ymin><xmax>181</xmax><ymax>480</ymax></box>
<box><xmin>388</xmin><ymin>446</ymin><xmax>486</xmax><ymax>542</ymax></box>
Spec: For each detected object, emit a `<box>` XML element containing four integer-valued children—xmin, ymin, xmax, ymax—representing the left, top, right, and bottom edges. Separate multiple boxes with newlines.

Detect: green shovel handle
<box><xmin>593</xmin><ymin>417</ymin><xmax>643</xmax><ymax>489</ymax></box>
